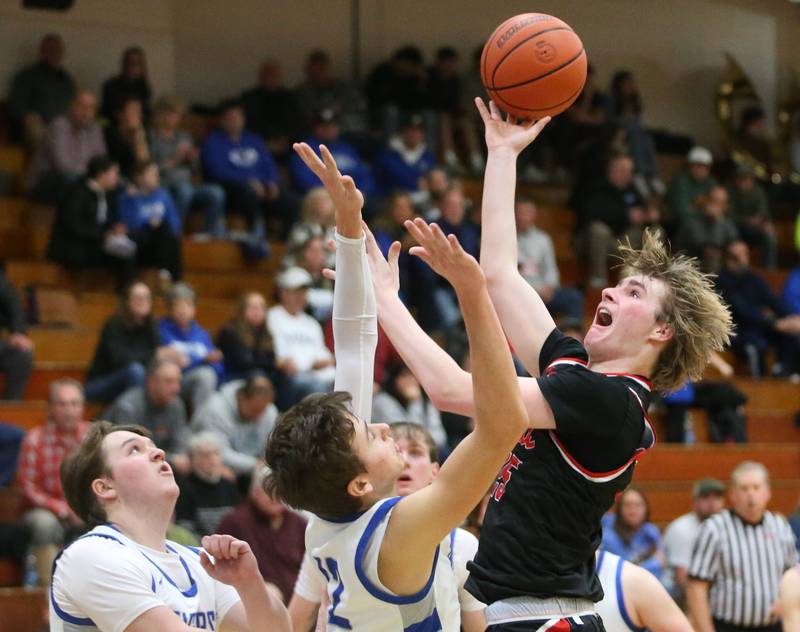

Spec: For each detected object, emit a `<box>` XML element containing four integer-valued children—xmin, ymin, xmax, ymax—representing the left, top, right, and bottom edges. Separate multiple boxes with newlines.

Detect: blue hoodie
<box><xmin>290</xmin><ymin>137</ymin><xmax>374</xmax><ymax>196</ymax></box>
<box><xmin>158</xmin><ymin>317</ymin><xmax>223</xmax><ymax>377</ymax></box>
<box><xmin>201</xmin><ymin>129</ymin><xmax>279</xmax><ymax>185</ymax></box>
<box><xmin>118</xmin><ymin>187</ymin><xmax>181</xmax><ymax>236</ymax></box>
<box><xmin>374</xmin><ymin>140</ymin><xmax>436</xmax><ymax>196</ymax></box>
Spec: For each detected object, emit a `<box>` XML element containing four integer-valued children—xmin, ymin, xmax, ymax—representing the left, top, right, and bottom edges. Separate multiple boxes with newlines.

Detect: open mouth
<box><xmin>397</xmin><ymin>474</ymin><xmax>412</xmax><ymax>483</ymax></box>
<box><xmin>595</xmin><ymin>306</ymin><xmax>613</xmax><ymax>327</ymax></box>
<box><xmin>159</xmin><ymin>463</ymin><xmax>173</xmax><ymax>476</ymax></box>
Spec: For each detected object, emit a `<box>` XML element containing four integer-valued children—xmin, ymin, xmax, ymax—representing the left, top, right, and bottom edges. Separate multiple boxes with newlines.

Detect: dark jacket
<box><xmin>575</xmin><ymin>180</ymin><xmax>644</xmax><ymax>235</ymax></box>
<box><xmin>87</xmin><ymin>314</ymin><xmax>159</xmax><ymax>381</ymax></box>
<box><xmin>101</xmin><ymin>74</ymin><xmax>152</xmax><ymax>122</ymax></box>
<box><xmin>0</xmin><ymin>273</ymin><xmax>27</xmax><ymax>334</ymax></box>
<box><xmin>217</xmin><ymin>322</ymin><xmax>277</xmax><ymax>379</ymax></box>
<box><xmin>716</xmin><ymin>268</ymin><xmax>788</xmax><ymax>329</ymax></box>
<box><xmin>47</xmin><ymin>178</ymin><xmax>115</xmax><ymax>266</ymax></box>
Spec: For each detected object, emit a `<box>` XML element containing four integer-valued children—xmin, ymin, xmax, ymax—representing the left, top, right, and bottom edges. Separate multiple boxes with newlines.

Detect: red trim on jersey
<box><xmin>549</xmin><ymin>431</ymin><xmax>641</xmax><ymax>481</ymax></box>
<box><xmin>604</xmin><ymin>372</ymin><xmax>653</xmax><ymax>390</ymax></box>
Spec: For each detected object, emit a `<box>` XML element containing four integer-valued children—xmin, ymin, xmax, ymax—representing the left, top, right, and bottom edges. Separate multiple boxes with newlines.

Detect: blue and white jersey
<box><xmin>306</xmin><ymin>496</ymin><xmax>461</xmax><ymax>631</ymax></box>
<box><xmin>596</xmin><ymin>550</ymin><xmax>645</xmax><ymax>632</ymax></box>
<box><xmin>50</xmin><ymin>524</ymin><xmax>240</xmax><ymax>632</ymax></box>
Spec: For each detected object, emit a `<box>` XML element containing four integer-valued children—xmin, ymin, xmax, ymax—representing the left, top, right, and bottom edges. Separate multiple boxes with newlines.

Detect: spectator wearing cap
<box><xmin>149</xmin><ymin>95</ymin><xmax>226</xmax><ymax>237</ymax></box>
<box><xmin>8</xmin><ymin>33</ymin><xmax>75</xmax><ymax>149</ymax></box>
<box><xmin>662</xmin><ymin>478</ymin><xmax>726</xmax><ymax>605</ymax></box>
<box><xmin>201</xmin><ymin>99</ymin><xmax>296</xmax><ymax>239</ymax></box>
<box><xmin>27</xmin><ymin>89</ymin><xmax>106</xmax><ymax>203</ymax></box>
<box><xmin>267</xmin><ymin>267</ymin><xmax>335</xmax><ymax>400</ymax></box>
<box><xmin>374</xmin><ymin>112</ymin><xmax>437</xmax><ymax>204</ymax></box>
<box><xmin>727</xmin><ymin>164</ymin><xmax>777</xmax><ymax>270</ymax></box>
<box><xmin>118</xmin><ymin>160</ymin><xmax>182</xmax><ymax>284</ymax></box>
<box><xmin>158</xmin><ymin>283</ymin><xmax>222</xmax><ymax>411</ymax></box>
<box><xmin>47</xmin><ymin>155</ymin><xmax>136</xmax><ymax>290</ymax></box>
<box><xmin>293</xmin><ymin>49</ymin><xmax>367</xmax><ymax>138</ymax></box>
<box><xmin>288</xmin><ymin>108</ymin><xmax>374</xmax><ymax>201</ymax></box>
<box><xmin>676</xmin><ymin>185</ymin><xmax>739</xmax><ymax>273</ymax></box>
<box><xmin>190</xmin><ymin>376</ymin><xmax>278</xmax><ymax>476</ymax></box>
<box><xmin>665</xmin><ymin>146</ymin><xmax>718</xmax><ymax>230</ymax></box>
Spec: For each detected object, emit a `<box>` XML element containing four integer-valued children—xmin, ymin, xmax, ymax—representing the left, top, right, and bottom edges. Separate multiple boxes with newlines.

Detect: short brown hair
<box><xmin>389</xmin><ymin>422</ymin><xmax>439</xmax><ymax>463</ymax></box>
<box><xmin>617</xmin><ymin>229</ymin><xmax>733</xmax><ymax>392</ymax></box>
<box><xmin>264</xmin><ymin>392</ymin><xmax>365</xmax><ymax>518</ymax></box>
<box><xmin>61</xmin><ymin>421</ymin><xmax>151</xmax><ymax>527</ymax></box>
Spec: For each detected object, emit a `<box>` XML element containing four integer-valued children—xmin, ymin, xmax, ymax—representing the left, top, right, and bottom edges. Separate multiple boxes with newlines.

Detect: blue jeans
<box><xmin>84</xmin><ymin>361</ymin><xmax>146</xmax><ymax>403</ymax></box>
<box><xmin>168</xmin><ymin>181</ymin><xmax>226</xmax><ymax>237</ymax></box>
<box><xmin>0</xmin><ymin>423</ymin><xmax>25</xmax><ymax>486</ymax></box>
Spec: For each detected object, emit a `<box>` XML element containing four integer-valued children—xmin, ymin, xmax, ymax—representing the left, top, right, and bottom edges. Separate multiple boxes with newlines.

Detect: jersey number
<box><xmin>315</xmin><ymin>556</ymin><xmax>352</xmax><ymax>629</ymax></box>
<box><xmin>492</xmin><ymin>453</ymin><xmax>522</xmax><ymax>501</ymax></box>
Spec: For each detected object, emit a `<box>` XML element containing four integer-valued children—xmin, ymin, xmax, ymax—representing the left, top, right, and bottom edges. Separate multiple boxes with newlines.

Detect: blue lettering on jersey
<box><xmin>315</xmin><ymin>556</ymin><xmax>353</xmax><ymax>629</ymax></box>
<box><xmin>176</xmin><ymin>610</ymin><xmax>216</xmax><ymax>629</ymax></box>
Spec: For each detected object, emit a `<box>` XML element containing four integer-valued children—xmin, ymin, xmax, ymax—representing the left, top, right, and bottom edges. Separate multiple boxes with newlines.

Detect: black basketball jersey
<box><xmin>465</xmin><ymin>329</ymin><xmax>655</xmax><ymax>605</ymax></box>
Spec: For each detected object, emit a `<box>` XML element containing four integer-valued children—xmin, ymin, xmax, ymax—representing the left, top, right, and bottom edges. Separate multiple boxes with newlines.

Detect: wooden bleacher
<box><xmin>0</xmin><ymin>141</ymin><xmax>797</xmax><ymax>630</ymax></box>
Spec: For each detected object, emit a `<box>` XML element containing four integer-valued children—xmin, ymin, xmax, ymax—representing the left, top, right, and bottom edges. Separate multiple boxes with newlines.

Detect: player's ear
<box><xmin>91</xmin><ymin>477</ymin><xmax>117</xmax><ymax>502</ymax></box>
<box><xmin>430</xmin><ymin>462</ymin><xmax>440</xmax><ymax>480</ymax></box>
<box><xmin>650</xmin><ymin>321</ymin><xmax>674</xmax><ymax>344</ymax></box>
<box><xmin>347</xmin><ymin>474</ymin><xmax>373</xmax><ymax>499</ymax></box>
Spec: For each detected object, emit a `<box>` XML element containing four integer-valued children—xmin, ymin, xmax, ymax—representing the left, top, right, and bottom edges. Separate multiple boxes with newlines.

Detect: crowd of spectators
<box><xmin>1</xmin><ymin>33</ymin><xmax>800</xmax><ymax>626</ymax></box>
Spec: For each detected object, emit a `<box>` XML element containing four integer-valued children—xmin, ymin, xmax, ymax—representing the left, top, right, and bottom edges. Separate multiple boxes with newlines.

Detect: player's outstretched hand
<box><xmin>475</xmin><ymin>97</ymin><xmax>550</xmax><ymax>156</ymax></box>
<box><xmin>405</xmin><ymin>217</ymin><xmax>484</xmax><ymax>293</ymax></box>
<box><xmin>293</xmin><ymin>142</ymin><xmax>362</xmax><ymax>237</ymax></box>
<box><xmin>200</xmin><ymin>534</ymin><xmax>261</xmax><ymax>590</ymax></box>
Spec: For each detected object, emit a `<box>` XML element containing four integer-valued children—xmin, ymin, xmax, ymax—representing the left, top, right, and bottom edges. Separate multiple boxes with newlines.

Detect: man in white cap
<box><xmin>665</xmin><ymin>146</ymin><xmax>717</xmax><ymax>228</ymax></box>
<box><xmin>267</xmin><ymin>266</ymin><xmax>335</xmax><ymax>402</ymax></box>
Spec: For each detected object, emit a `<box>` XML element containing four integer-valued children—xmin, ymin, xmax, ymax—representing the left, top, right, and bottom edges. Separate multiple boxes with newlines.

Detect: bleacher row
<box><xmin>0</xmin><ymin>142</ymin><xmax>798</xmax><ymax>631</ymax></box>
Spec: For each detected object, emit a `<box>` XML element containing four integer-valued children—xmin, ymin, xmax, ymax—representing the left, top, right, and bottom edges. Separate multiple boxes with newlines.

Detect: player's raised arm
<box><xmin>365</xmin><ymin>226</ymin><xmax>555</xmax><ymax>426</ymax></box>
<box><xmin>293</xmin><ymin>142</ymin><xmax>377</xmax><ymax>421</ymax></box>
<box><xmin>475</xmin><ymin>97</ymin><xmax>555</xmax><ymax>375</ymax></box>
<box><xmin>377</xmin><ymin>219</ymin><xmax>529</xmax><ymax>595</ymax></box>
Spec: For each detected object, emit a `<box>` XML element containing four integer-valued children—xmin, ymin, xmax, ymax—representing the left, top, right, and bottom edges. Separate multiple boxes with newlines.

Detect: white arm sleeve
<box><xmin>332</xmin><ymin>231</ymin><xmax>378</xmax><ymax>423</ymax></box>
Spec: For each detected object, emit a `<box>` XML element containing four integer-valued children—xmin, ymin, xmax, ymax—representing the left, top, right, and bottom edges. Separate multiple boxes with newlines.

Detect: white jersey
<box><xmin>296</xmin><ymin>527</ymin><xmax>484</xmax><ymax>614</ymax></box>
<box><xmin>596</xmin><ymin>550</ymin><xmax>644</xmax><ymax>632</ymax></box>
<box><xmin>50</xmin><ymin>524</ymin><xmax>240</xmax><ymax>632</ymax></box>
<box><xmin>305</xmin><ymin>496</ymin><xmax>461</xmax><ymax>631</ymax></box>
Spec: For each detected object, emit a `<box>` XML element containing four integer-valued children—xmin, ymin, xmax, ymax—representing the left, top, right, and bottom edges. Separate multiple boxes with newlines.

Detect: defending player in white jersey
<box><xmin>288</xmin><ymin>422</ymin><xmax>486</xmax><ymax>632</ymax></box>
<box><xmin>50</xmin><ymin>421</ymin><xmax>289</xmax><ymax>632</ymax></box>
<box><xmin>596</xmin><ymin>550</ymin><xmax>692</xmax><ymax>632</ymax></box>
<box><xmin>264</xmin><ymin>143</ymin><xmax>527</xmax><ymax>631</ymax></box>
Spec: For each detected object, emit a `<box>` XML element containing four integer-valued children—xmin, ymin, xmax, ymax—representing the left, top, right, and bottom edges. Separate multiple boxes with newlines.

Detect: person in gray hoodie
<box><xmin>190</xmin><ymin>375</ymin><xmax>277</xmax><ymax>475</ymax></box>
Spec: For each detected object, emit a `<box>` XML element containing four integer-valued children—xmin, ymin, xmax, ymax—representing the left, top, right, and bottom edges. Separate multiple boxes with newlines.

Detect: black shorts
<box><xmin>487</xmin><ymin>612</ymin><xmax>606</xmax><ymax>632</ymax></box>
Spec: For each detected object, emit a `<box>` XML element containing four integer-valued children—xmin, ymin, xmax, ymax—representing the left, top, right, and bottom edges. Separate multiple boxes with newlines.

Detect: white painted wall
<box><xmin>1</xmin><ymin>0</ymin><xmax>797</xmax><ymax>149</ymax></box>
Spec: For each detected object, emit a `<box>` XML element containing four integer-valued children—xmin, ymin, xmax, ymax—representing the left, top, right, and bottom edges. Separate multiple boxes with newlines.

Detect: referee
<box><xmin>688</xmin><ymin>461</ymin><xmax>798</xmax><ymax>632</ymax></box>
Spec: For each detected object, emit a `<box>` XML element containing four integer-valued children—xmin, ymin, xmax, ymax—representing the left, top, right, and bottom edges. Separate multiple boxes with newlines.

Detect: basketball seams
<box><xmin>492</xmin><ymin>47</ymin><xmax>586</xmax><ymax>92</ymax></box>
<box><xmin>488</xmin><ymin>26</ymin><xmax>576</xmax><ymax>90</ymax></box>
<box><xmin>489</xmin><ymin>66</ymin><xmax>586</xmax><ymax>114</ymax></box>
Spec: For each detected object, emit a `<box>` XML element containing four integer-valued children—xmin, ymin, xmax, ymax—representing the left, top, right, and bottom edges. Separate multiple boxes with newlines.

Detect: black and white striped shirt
<box><xmin>689</xmin><ymin>508</ymin><xmax>798</xmax><ymax>627</ymax></box>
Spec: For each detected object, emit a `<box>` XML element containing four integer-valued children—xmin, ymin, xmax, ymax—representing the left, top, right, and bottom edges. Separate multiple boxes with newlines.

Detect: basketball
<box><xmin>481</xmin><ymin>13</ymin><xmax>588</xmax><ymax>119</ymax></box>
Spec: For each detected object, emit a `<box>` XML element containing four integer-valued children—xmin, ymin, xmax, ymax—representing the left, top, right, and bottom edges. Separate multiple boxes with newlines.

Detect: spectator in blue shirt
<box><xmin>717</xmin><ymin>240</ymin><xmax>800</xmax><ymax>377</ymax></box>
<box><xmin>118</xmin><ymin>160</ymin><xmax>182</xmax><ymax>282</ymax></box>
<box><xmin>289</xmin><ymin>108</ymin><xmax>374</xmax><ymax>200</ymax></box>
<box><xmin>158</xmin><ymin>283</ymin><xmax>222</xmax><ymax>412</ymax></box>
<box><xmin>374</xmin><ymin>112</ymin><xmax>436</xmax><ymax>203</ymax></box>
<box><xmin>201</xmin><ymin>98</ymin><xmax>297</xmax><ymax>238</ymax></box>
<box><xmin>784</xmin><ymin>266</ymin><xmax>800</xmax><ymax>316</ymax></box>
<box><xmin>601</xmin><ymin>487</ymin><xmax>664</xmax><ymax>580</ymax></box>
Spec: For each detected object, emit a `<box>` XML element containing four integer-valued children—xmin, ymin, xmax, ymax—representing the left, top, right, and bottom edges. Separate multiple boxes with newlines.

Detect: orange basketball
<box><xmin>481</xmin><ymin>13</ymin><xmax>588</xmax><ymax>119</ymax></box>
